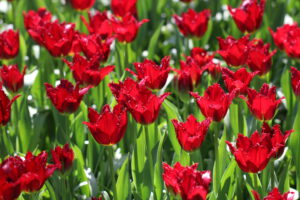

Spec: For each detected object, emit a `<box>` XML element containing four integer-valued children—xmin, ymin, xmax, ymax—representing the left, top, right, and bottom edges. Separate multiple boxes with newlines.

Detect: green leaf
<box><xmin>154</xmin><ymin>131</ymin><xmax>166</xmax><ymax>200</ymax></box>
<box><xmin>148</xmin><ymin>22</ymin><xmax>163</xmax><ymax>60</ymax></box>
<box><xmin>116</xmin><ymin>157</ymin><xmax>130</xmax><ymax>200</ymax></box>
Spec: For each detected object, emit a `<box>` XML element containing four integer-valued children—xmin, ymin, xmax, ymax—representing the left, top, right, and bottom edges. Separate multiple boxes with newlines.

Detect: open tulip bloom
<box><xmin>252</xmin><ymin>188</ymin><xmax>295</xmax><ymax>200</ymax></box>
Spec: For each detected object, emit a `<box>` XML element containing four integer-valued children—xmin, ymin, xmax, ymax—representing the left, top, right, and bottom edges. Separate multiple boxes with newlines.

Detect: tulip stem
<box><xmin>108</xmin><ymin>146</ymin><xmax>118</xmax><ymax>200</ymax></box>
<box><xmin>270</xmin><ymin>159</ymin><xmax>275</xmax><ymax>189</ymax></box>
<box><xmin>145</xmin><ymin>125</ymin><xmax>154</xmax><ymax>188</ymax></box>
<box><xmin>213</xmin><ymin>122</ymin><xmax>220</xmax><ymax>194</ymax></box>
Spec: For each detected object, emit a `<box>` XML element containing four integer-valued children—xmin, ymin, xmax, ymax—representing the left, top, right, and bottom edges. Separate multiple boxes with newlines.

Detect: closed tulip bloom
<box><xmin>51</xmin><ymin>144</ymin><xmax>74</xmax><ymax>172</ymax></box>
<box><xmin>44</xmin><ymin>80</ymin><xmax>90</xmax><ymax>113</ymax></box>
<box><xmin>0</xmin><ymin>65</ymin><xmax>26</xmax><ymax>93</ymax></box>
<box><xmin>69</xmin><ymin>0</ymin><xmax>95</xmax><ymax>10</ymax></box>
<box><xmin>172</xmin><ymin>115</ymin><xmax>211</xmax><ymax>151</ymax></box>
<box><xmin>247</xmin><ymin>39</ymin><xmax>276</xmax><ymax>75</ymax></box>
<box><xmin>217</xmin><ymin>35</ymin><xmax>250</xmax><ymax>67</ymax></box>
<box><xmin>222</xmin><ymin>67</ymin><xmax>258</xmax><ymax>95</ymax></box>
<box><xmin>0</xmin><ymin>29</ymin><xmax>19</xmax><ymax>59</ymax></box>
<box><xmin>64</xmin><ymin>54</ymin><xmax>115</xmax><ymax>86</ymax></box>
<box><xmin>111</xmin><ymin>0</ymin><xmax>137</xmax><ymax>17</ymax></box>
<box><xmin>252</xmin><ymin>188</ymin><xmax>295</xmax><ymax>200</ymax></box>
<box><xmin>0</xmin><ymin>85</ymin><xmax>20</xmax><ymax>126</ymax></box>
<box><xmin>242</xmin><ymin>84</ymin><xmax>283</xmax><ymax>121</ymax></box>
<box><xmin>162</xmin><ymin>162</ymin><xmax>211</xmax><ymax>200</ymax></box>
<box><xmin>291</xmin><ymin>67</ymin><xmax>300</xmax><ymax>96</ymax></box>
<box><xmin>269</xmin><ymin>24</ymin><xmax>298</xmax><ymax>50</ymax></box>
<box><xmin>190</xmin><ymin>47</ymin><xmax>214</xmax><ymax>67</ymax></box>
<box><xmin>83</xmin><ymin>104</ymin><xmax>127</xmax><ymax>145</ymax></box>
<box><xmin>173</xmin><ymin>9</ymin><xmax>211</xmax><ymax>38</ymax></box>
<box><xmin>190</xmin><ymin>84</ymin><xmax>236</xmax><ymax>122</ymax></box>
<box><xmin>127</xmin><ymin>56</ymin><xmax>170</xmax><ymax>90</ymax></box>
<box><xmin>228</xmin><ymin>0</ymin><xmax>265</xmax><ymax>33</ymax></box>
<box><xmin>109</xmin><ymin>78</ymin><xmax>170</xmax><ymax>124</ymax></box>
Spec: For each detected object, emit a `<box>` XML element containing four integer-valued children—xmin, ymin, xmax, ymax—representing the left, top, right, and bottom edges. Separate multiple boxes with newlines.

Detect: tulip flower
<box><xmin>202</xmin><ymin>61</ymin><xmax>222</xmax><ymax>80</ymax></box>
<box><xmin>190</xmin><ymin>84</ymin><xmax>236</xmax><ymax>122</ymax></box>
<box><xmin>189</xmin><ymin>47</ymin><xmax>214</xmax><ymax>67</ymax></box>
<box><xmin>51</xmin><ymin>144</ymin><xmax>74</xmax><ymax>172</ymax></box>
<box><xmin>109</xmin><ymin>78</ymin><xmax>170</xmax><ymax>124</ymax></box>
<box><xmin>217</xmin><ymin>35</ymin><xmax>250</xmax><ymax>67</ymax></box>
<box><xmin>228</xmin><ymin>0</ymin><xmax>266</xmax><ymax>33</ymax></box>
<box><xmin>0</xmin><ymin>64</ymin><xmax>26</xmax><ymax>93</ymax></box>
<box><xmin>252</xmin><ymin>188</ymin><xmax>295</xmax><ymax>200</ymax></box>
<box><xmin>162</xmin><ymin>162</ymin><xmax>211</xmax><ymax>200</ymax></box>
<box><xmin>180</xmin><ymin>0</ymin><xmax>193</xmax><ymax>3</ymax></box>
<box><xmin>64</xmin><ymin>54</ymin><xmax>115</xmax><ymax>86</ymax></box>
<box><xmin>127</xmin><ymin>56</ymin><xmax>171</xmax><ymax>90</ymax></box>
<box><xmin>173</xmin><ymin>9</ymin><xmax>211</xmax><ymax>38</ymax></box>
<box><xmin>269</xmin><ymin>24</ymin><xmax>298</xmax><ymax>50</ymax></box>
<box><xmin>69</xmin><ymin>0</ymin><xmax>95</xmax><ymax>10</ymax></box>
<box><xmin>172</xmin><ymin>115</ymin><xmax>211</xmax><ymax>151</ymax></box>
<box><xmin>291</xmin><ymin>67</ymin><xmax>300</xmax><ymax>96</ymax></box>
<box><xmin>0</xmin><ymin>85</ymin><xmax>20</xmax><ymax>126</ymax></box>
<box><xmin>23</xmin><ymin>8</ymin><xmax>52</xmax><ymax>31</ymax></box>
<box><xmin>0</xmin><ymin>29</ymin><xmax>19</xmax><ymax>59</ymax></box>
<box><xmin>241</xmin><ymin>84</ymin><xmax>283</xmax><ymax>121</ymax></box>
<box><xmin>83</xmin><ymin>104</ymin><xmax>127</xmax><ymax>145</ymax></box>
<box><xmin>111</xmin><ymin>0</ymin><xmax>137</xmax><ymax>17</ymax></box>
<box><xmin>44</xmin><ymin>80</ymin><xmax>90</xmax><ymax>113</ymax></box>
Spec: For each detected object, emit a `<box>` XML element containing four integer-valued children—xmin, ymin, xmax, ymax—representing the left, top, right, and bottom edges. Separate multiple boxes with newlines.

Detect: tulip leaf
<box><xmin>148</xmin><ymin>22</ymin><xmax>163</xmax><ymax>60</ymax></box>
<box><xmin>116</xmin><ymin>156</ymin><xmax>130</xmax><ymax>200</ymax></box>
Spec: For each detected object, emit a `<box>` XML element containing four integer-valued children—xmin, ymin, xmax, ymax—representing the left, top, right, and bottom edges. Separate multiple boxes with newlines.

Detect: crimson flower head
<box><xmin>180</xmin><ymin>0</ymin><xmax>193</xmax><ymax>3</ymax></box>
<box><xmin>190</xmin><ymin>84</ymin><xmax>236</xmax><ymax>122</ymax></box>
<box><xmin>0</xmin><ymin>29</ymin><xmax>19</xmax><ymax>59</ymax></box>
<box><xmin>162</xmin><ymin>162</ymin><xmax>211</xmax><ymax>200</ymax></box>
<box><xmin>91</xmin><ymin>197</ymin><xmax>103</xmax><ymax>200</ymax></box>
<box><xmin>202</xmin><ymin>61</ymin><xmax>222</xmax><ymax>80</ymax></box>
<box><xmin>127</xmin><ymin>56</ymin><xmax>170</xmax><ymax>90</ymax></box>
<box><xmin>64</xmin><ymin>54</ymin><xmax>114</xmax><ymax>86</ymax></box>
<box><xmin>222</xmin><ymin>67</ymin><xmax>258</xmax><ymax>95</ymax></box>
<box><xmin>242</xmin><ymin>84</ymin><xmax>283</xmax><ymax>121</ymax></box>
<box><xmin>228</xmin><ymin>0</ymin><xmax>266</xmax><ymax>33</ymax></box>
<box><xmin>189</xmin><ymin>47</ymin><xmax>214</xmax><ymax>67</ymax></box>
<box><xmin>111</xmin><ymin>14</ymin><xmax>149</xmax><ymax>43</ymax></box>
<box><xmin>0</xmin><ymin>85</ymin><xmax>20</xmax><ymax>126</ymax></box>
<box><xmin>69</xmin><ymin>0</ymin><xmax>95</xmax><ymax>10</ymax></box>
<box><xmin>44</xmin><ymin>80</ymin><xmax>90</xmax><ymax>113</ymax></box>
<box><xmin>172</xmin><ymin>115</ymin><xmax>211</xmax><ymax>151</ymax></box>
<box><xmin>247</xmin><ymin>39</ymin><xmax>276</xmax><ymax>75</ymax></box>
<box><xmin>217</xmin><ymin>35</ymin><xmax>250</xmax><ymax>67</ymax></box>
<box><xmin>111</xmin><ymin>0</ymin><xmax>137</xmax><ymax>17</ymax></box>
<box><xmin>173</xmin><ymin>9</ymin><xmax>211</xmax><ymax>38</ymax></box>
<box><xmin>252</xmin><ymin>188</ymin><xmax>295</xmax><ymax>200</ymax></box>
<box><xmin>83</xmin><ymin>104</ymin><xmax>127</xmax><ymax>145</ymax></box>
<box><xmin>51</xmin><ymin>144</ymin><xmax>74</xmax><ymax>172</ymax></box>
<box><xmin>291</xmin><ymin>67</ymin><xmax>300</xmax><ymax>96</ymax></box>
<box><xmin>109</xmin><ymin>78</ymin><xmax>170</xmax><ymax>124</ymax></box>
<box><xmin>269</xmin><ymin>24</ymin><xmax>298</xmax><ymax>50</ymax></box>
<box><xmin>0</xmin><ymin>64</ymin><xmax>26</xmax><ymax>93</ymax></box>
<box><xmin>23</xmin><ymin>8</ymin><xmax>52</xmax><ymax>30</ymax></box>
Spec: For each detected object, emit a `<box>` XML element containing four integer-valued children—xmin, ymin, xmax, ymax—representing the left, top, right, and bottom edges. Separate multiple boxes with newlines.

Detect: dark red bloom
<box><xmin>269</xmin><ymin>24</ymin><xmax>298</xmax><ymax>50</ymax></box>
<box><xmin>190</xmin><ymin>84</ymin><xmax>236</xmax><ymax>122</ymax></box>
<box><xmin>44</xmin><ymin>80</ymin><xmax>90</xmax><ymax>113</ymax></box>
<box><xmin>241</xmin><ymin>84</ymin><xmax>283</xmax><ymax>121</ymax></box>
<box><xmin>222</xmin><ymin>67</ymin><xmax>258</xmax><ymax>95</ymax></box>
<box><xmin>83</xmin><ymin>104</ymin><xmax>127</xmax><ymax>145</ymax></box>
<box><xmin>180</xmin><ymin>0</ymin><xmax>193</xmax><ymax>3</ymax></box>
<box><xmin>173</xmin><ymin>9</ymin><xmax>211</xmax><ymax>38</ymax></box>
<box><xmin>64</xmin><ymin>54</ymin><xmax>115</xmax><ymax>86</ymax></box>
<box><xmin>252</xmin><ymin>188</ymin><xmax>295</xmax><ymax>200</ymax></box>
<box><xmin>246</xmin><ymin>39</ymin><xmax>276</xmax><ymax>75</ymax></box>
<box><xmin>111</xmin><ymin>14</ymin><xmax>149</xmax><ymax>43</ymax></box>
<box><xmin>91</xmin><ymin>197</ymin><xmax>103</xmax><ymax>200</ymax></box>
<box><xmin>172</xmin><ymin>115</ymin><xmax>211</xmax><ymax>151</ymax></box>
<box><xmin>51</xmin><ymin>144</ymin><xmax>74</xmax><ymax>172</ymax></box>
<box><xmin>23</xmin><ymin>8</ymin><xmax>52</xmax><ymax>31</ymax></box>
<box><xmin>162</xmin><ymin>162</ymin><xmax>211</xmax><ymax>200</ymax></box>
<box><xmin>228</xmin><ymin>0</ymin><xmax>266</xmax><ymax>33</ymax></box>
<box><xmin>217</xmin><ymin>35</ymin><xmax>250</xmax><ymax>67</ymax></box>
<box><xmin>202</xmin><ymin>61</ymin><xmax>222</xmax><ymax>80</ymax></box>
<box><xmin>0</xmin><ymin>85</ymin><xmax>20</xmax><ymax>126</ymax></box>
<box><xmin>127</xmin><ymin>56</ymin><xmax>170</xmax><ymax>90</ymax></box>
<box><xmin>111</xmin><ymin>0</ymin><xmax>137</xmax><ymax>17</ymax></box>
<box><xmin>291</xmin><ymin>67</ymin><xmax>300</xmax><ymax>96</ymax></box>
<box><xmin>0</xmin><ymin>64</ymin><xmax>26</xmax><ymax>93</ymax></box>
<box><xmin>109</xmin><ymin>78</ymin><xmax>170</xmax><ymax>124</ymax></box>
<box><xmin>69</xmin><ymin>0</ymin><xmax>95</xmax><ymax>10</ymax></box>
<box><xmin>189</xmin><ymin>47</ymin><xmax>214</xmax><ymax>67</ymax></box>
<box><xmin>0</xmin><ymin>29</ymin><xmax>19</xmax><ymax>59</ymax></box>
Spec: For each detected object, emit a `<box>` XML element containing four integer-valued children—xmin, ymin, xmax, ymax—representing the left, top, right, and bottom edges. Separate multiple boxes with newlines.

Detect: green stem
<box><xmin>2</xmin><ymin>127</ymin><xmax>14</xmax><ymax>155</ymax></box>
<box><xmin>108</xmin><ymin>146</ymin><xmax>118</xmax><ymax>200</ymax></box>
<box><xmin>270</xmin><ymin>159</ymin><xmax>275</xmax><ymax>189</ymax></box>
<box><xmin>253</xmin><ymin>173</ymin><xmax>259</xmax><ymax>192</ymax></box>
<box><xmin>213</xmin><ymin>122</ymin><xmax>220</xmax><ymax>193</ymax></box>
<box><xmin>145</xmin><ymin>125</ymin><xmax>154</xmax><ymax>187</ymax></box>
<box><xmin>237</xmin><ymin>100</ymin><xmax>244</xmax><ymax>135</ymax></box>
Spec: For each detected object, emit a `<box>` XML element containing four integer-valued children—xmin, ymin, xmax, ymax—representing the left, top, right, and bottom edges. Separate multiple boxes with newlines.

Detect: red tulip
<box><xmin>83</xmin><ymin>104</ymin><xmax>127</xmax><ymax>145</ymax></box>
<box><xmin>109</xmin><ymin>78</ymin><xmax>170</xmax><ymax>124</ymax></box>
<box><xmin>190</xmin><ymin>84</ymin><xmax>236</xmax><ymax>122</ymax></box>
<box><xmin>127</xmin><ymin>56</ymin><xmax>170</xmax><ymax>90</ymax></box>
<box><xmin>180</xmin><ymin>0</ymin><xmax>193</xmax><ymax>3</ymax></box>
<box><xmin>64</xmin><ymin>54</ymin><xmax>115</xmax><ymax>86</ymax></box>
<box><xmin>252</xmin><ymin>188</ymin><xmax>295</xmax><ymax>200</ymax></box>
<box><xmin>111</xmin><ymin>14</ymin><xmax>149</xmax><ymax>43</ymax></box>
<box><xmin>0</xmin><ymin>29</ymin><xmax>19</xmax><ymax>59</ymax></box>
<box><xmin>217</xmin><ymin>35</ymin><xmax>250</xmax><ymax>67</ymax></box>
<box><xmin>291</xmin><ymin>67</ymin><xmax>300</xmax><ymax>96</ymax></box>
<box><xmin>69</xmin><ymin>0</ymin><xmax>95</xmax><ymax>10</ymax></box>
<box><xmin>172</xmin><ymin>115</ymin><xmax>211</xmax><ymax>151</ymax></box>
<box><xmin>0</xmin><ymin>85</ymin><xmax>20</xmax><ymax>126</ymax></box>
<box><xmin>228</xmin><ymin>0</ymin><xmax>266</xmax><ymax>33</ymax></box>
<box><xmin>189</xmin><ymin>47</ymin><xmax>214</xmax><ymax>67</ymax></box>
<box><xmin>202</xmin><ymin>61</ymin><xmax>222</xmax><ymax>80</ymax></box>
<box><xmin>173</xmin><ymin>9</ymin><xmax>211</xmax><ymax>38</ymax></box>
<box><xmin>241</xmin><ymin>84</ymin><xmax>283</xmax><ymax>121</ymax></box>
<box><xmin>51</xmin><ymin>144</ymin><xmax>74</xmax><ymax>172</ymax></box>
<box><xmin>162</xmin><ymin>162</ymin><xmax>211</xmax><ymax>200</ymax></box>
<box><xmin>23</xmin><ymin>8</ymin><xmax>52</xmax><ymax>31</ymax></box>
<box><xmin>0</xmin><ymin>64</ymin><xmax>26</xmax><ymax>93</ymax></box>
<box><xmin>222</xmin><ymin>67</ymin><xmax>258</xmax><ymax>95</ymax></box>
<box><xmin>44</xmin><ymin>80</ymin><xmax>90</xmax><ymax>113</ymax></box>
<box><xmin>269</xmin><ymin>24</ymin><xmax>298</xmax><ymax>50</ymax></box>
<box><xmin>246</xmin><ymin>39</ymin><xmax>276</xmax><ymax>75</ymax></box>
<box><xmin>111</xmin><ymin>0</ymin><xmax>137</xmax><ymax>17</ymax></box>
<box><xmin>91</xmin><ymin>197</ymin><xmax>103</xmax><ymax>200</ymax></box>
